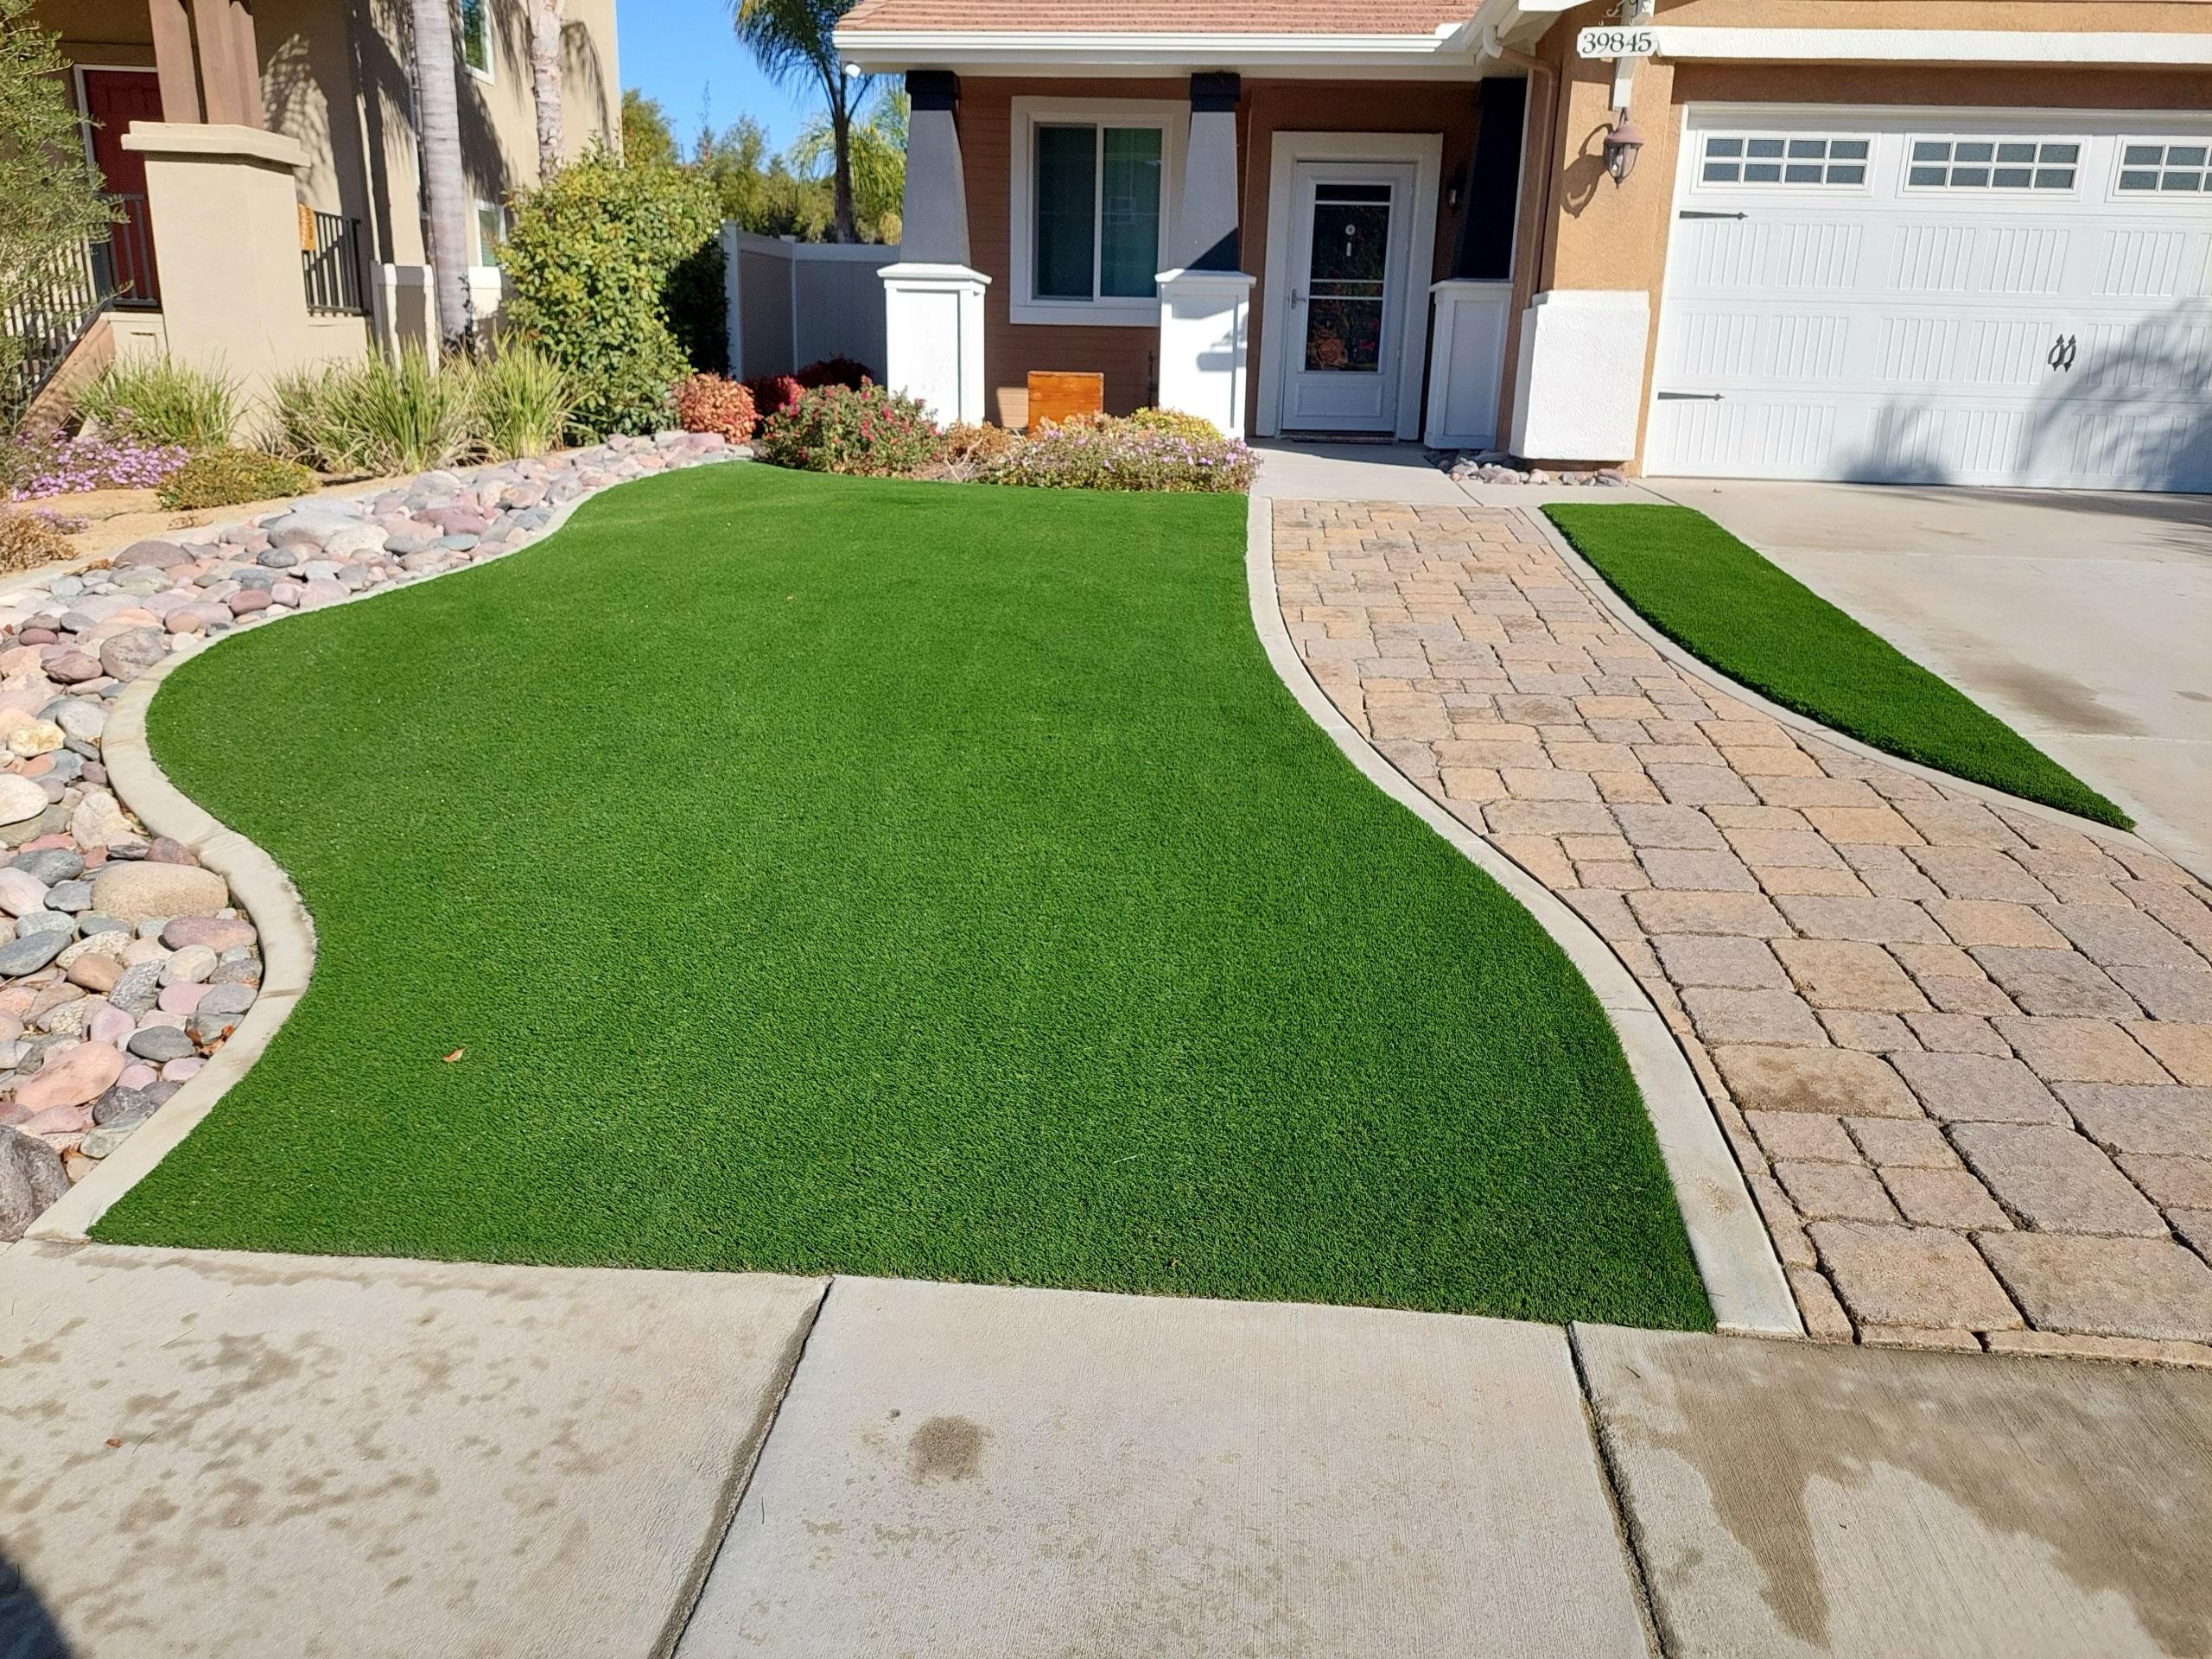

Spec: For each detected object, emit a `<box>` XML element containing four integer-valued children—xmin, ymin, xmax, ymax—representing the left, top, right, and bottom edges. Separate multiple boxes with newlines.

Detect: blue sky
<box><xmin>615</xmin><ymin>0</ymin><xmax>820</xmax><ymax>152</ymax></box>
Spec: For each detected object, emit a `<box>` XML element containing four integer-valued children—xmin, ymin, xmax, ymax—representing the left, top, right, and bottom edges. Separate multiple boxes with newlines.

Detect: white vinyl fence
<box><xmin>721</xmin><ymin>226</ymin><xmax>899</xmax><ymax>382</ymax></box>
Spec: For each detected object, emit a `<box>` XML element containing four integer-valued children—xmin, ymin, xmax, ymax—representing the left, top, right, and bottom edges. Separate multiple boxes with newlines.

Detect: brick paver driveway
<box><xmin>1274</xmin><ymin>500</ymin><xmax>2212</xmax><ymax>1361</ymax></box>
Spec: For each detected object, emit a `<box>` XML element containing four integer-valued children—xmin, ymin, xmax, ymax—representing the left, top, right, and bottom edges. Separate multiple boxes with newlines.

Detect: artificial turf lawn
<box><xmin>1545</xmin><ymin>504</ymin><xmax>2132</xmax><ymax>830</ymax></box>
<box><xmin>97</xmin><ymin>464</ymin><xmax>1711</xmax><ymax>1330</ymax></box>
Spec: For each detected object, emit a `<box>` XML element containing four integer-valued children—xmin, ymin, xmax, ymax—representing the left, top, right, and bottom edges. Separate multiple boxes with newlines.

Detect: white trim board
<box><xmin>1650</xmin><ymin>28</ymin><xmax>2212</xmax><ymax>65</ymax></box>
<box><xmin>836</xmin><ymin>28</ymin><xmax>1488</xmax><ymax>75</ymax></box>
<box><xmin>1007</xmin><ymin>97</ymin><xmax>1186</xmax><ymax>328</ymax></box>
<box><xmin>1255</xmin><ymin>130</ymin><xmax>1443</xmax><ymax>443</ymax></box>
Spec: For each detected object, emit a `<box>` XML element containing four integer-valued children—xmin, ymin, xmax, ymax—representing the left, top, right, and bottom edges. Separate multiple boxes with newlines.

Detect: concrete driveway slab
<box><xmin>1575</xmin><ymin>1324</ymin><xmax>2212</xmax><ymax>1658</ymax></box>
<box><xmin>677</xmin><ymin>1276</ymin><xmax>1653</xmax><ymax>1659</ymax></box>
<box><xmin>0</xmin><ymin>1243</ymin><xmax>824</xmax><ymax>1659</ymax></box>
<box><xmin>1649</xmin><ymin>479</ymin><xmax>2212</xmax><ymax>877</ymax></box>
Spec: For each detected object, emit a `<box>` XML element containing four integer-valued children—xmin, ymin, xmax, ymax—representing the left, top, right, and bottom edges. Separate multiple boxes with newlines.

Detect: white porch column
<box><xmin>1155</xmin><ymin>270</ymin><xmax>1255</xmax><ymax>439</ymax></box>
<box><xmin>880</xmin><ymin>264</ymin><xmax>989</xmax><ymax>426</ymax></box>
<box><xmin>882</xmin><ymin>71</ymin><xmax>988</xmax><ymax>426</ymax></box>
<box><xmin>1156</xmin><ymin>73</ymin><xmax>1255</xmax><ymax>438</ymax></box>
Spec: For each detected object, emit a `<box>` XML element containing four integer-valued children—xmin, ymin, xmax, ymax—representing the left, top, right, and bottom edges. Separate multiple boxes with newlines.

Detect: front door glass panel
<box><xmin>1303</xmin><ymin>183</ymin><xmax>1393</xmax><ymax>372</ymax></box>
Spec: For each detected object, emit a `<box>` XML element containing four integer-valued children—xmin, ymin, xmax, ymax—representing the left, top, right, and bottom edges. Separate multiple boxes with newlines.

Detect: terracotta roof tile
<box><xmin>841</xmin><ymin>0</ymin><xmax>1471</xmax><ymax>35</ymax></box>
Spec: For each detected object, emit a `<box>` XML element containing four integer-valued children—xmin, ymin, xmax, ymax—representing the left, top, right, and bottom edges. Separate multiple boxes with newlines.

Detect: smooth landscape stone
<box><xmin>0</xmin><ymin>774</ymin><xmax>48</xmax><ymax>827</ymax></box>
<box><xmin>161</xmin><ymin>944</ymin><xmax>218</xmax><ymax>986</ymax></box>
<box><xmin>162</xmin><ymin>916</ymin><xmax>256</xmax><ymax>952</ymax></box>
<box><xmin>113</xmin><ymin>540</ymin><xmax>188</xmax><ymax>569</ymax></box>
<box><xmin>98</xmin><ymin>627</ymin><xmax>170</xmax><ymax>682</ymax></box>
<box><xmin>161</xmin><ymin>1055</ymin><xmax>203</xmax><ymax>1082</ymax></box>
<box><xmin>107</xmin><ymin>961</ymin><xmax>162</xmax><ymax>1014</ymax></box>
<box><xmin>44</xmin><ymin>652</ymin><xmax>101</xmax><ymax>684</ymax></box>
<box><xmin>90</xmin><ymin>861</ymin><xmax>228</xmax><ymax>922</ymax></box>
<box><xmin>43</xmin><ymin>699</ymin><xmax>104</xmax><ymax>743</ymax></box>
<box><xmin>194</xmin><ymin>981</ymin><xmax>255</xmax><ymax>1018</ymax></box>
<box><xmin>80</xmin><ymin>1113</ymin><xmax>149</xmax><ymax>1159</ymax></box>
<box><xmin>145</xmin><ymin>837</ymin><xmax>196</xmax><ymax>866</ymax></box>
<box><xmin>64</xmin><ymin>954</ymin><xmax>120</xmax><ymax>995</ymax></box>
<box><xmin>0</xmin><ymin>931</ymin><xmax>67</xmax><ymax>975</ymax></box>
<box><xmin>228</xmin><ymin>588</ymin><xmax>275</xmax><ymax>616</ymax></box>
<box><xmin>44</xmin><ymin>880</ymin><xmax>91</xmax><ymax>912</ymax></box>
<box><xmin>92</xmin><ymin>1084</ymin><xmax>157</xmax><ymax>1127</ymax></box>
<box><xmin>126</xmin><ymin>1025</ymin><xmax>196</xmax><ymax>1063</ymax></box>
<box><xmin>87</xmin><ymin>1004</ymin><xmax>135</xmax><ymax>1046</ymax></box>
<box><xmin>70</xmin><ymin>789</ymin><xmax>133</xmax><ymax>851</ymax></box>
<box><xmin>14</xmin><ymin>910</ymin><xmax>72</xmax><ymax>938</ymax></box>
<box><xmin>158</xmin><ymin>982</ymin><xmax>210</xmax><ymax>1015</ymax></box>
<box><xmin>0</xmin><ymin>868</ymin><xmax>48</xmax><ymax>918</ymax></box>
<box><xmin>14</xmin><ymin>849</ymin><xmax>84</xmax><ymax>889</ymax></box>
<box><xmin>12</xmin><ymin>1039</ymin><xmax>124</xmax><ymax>1111</ymax></box>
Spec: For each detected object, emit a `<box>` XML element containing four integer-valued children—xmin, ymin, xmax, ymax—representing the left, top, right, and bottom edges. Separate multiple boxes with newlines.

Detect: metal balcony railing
<box><xmin>92</xmin><ymin>193</ymin><xmax>160</xmax><ymax>309</ymax></box>
<box><xmin>3</xmin><ymin>233</ymin><xmax>114</xmax><ymax>428</ymax></box>
<box><xmin>302</xmin><ymin>210</ymin><xmax>368</xmax><ymax>316</ymax></box>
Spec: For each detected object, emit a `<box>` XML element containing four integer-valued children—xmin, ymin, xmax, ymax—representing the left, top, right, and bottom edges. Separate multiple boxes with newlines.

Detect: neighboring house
<box><xmin>837</xmin><ymin>0</ymin><xmax>2212</xmax><ymax>492</ymax></box>
<box><xmin>12</xmin><ymin>0</ymin><xmax>618</xmax><ymax>419</ymax></box>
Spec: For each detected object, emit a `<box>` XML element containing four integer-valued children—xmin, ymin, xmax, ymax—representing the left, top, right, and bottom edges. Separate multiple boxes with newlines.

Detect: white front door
<box><xmin>1279</xmin><ymin>161</ymin><xmax>1419</xmax><ymax>433</ymax></box>
<box><xmin>1648</xmin><ymin>107</ymin><xmax>2212</xmax><ymax>492</ymax></box>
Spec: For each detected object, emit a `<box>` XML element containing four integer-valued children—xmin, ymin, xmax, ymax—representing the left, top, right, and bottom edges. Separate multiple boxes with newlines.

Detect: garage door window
<box><xmin>1907</xmin><ymin>140</ymin><xmax>2078</xmax><ymax>191</ymax></box>
<box><xmin>1700</xmin><ymin>135</ymin><xmax>1867</xmax><ymax>186</ymax></box>
<box><xmin>2117</xmin><ymin>143</ymin><xmax>2210</xmax><ymax>194</ymax></box>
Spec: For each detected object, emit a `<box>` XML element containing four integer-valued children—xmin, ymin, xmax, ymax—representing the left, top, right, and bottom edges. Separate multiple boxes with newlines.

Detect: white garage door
<box><xmin>1646</xmin><ymin>107</ymin><xmax>2212</xmax><ymax>492</ymax></box>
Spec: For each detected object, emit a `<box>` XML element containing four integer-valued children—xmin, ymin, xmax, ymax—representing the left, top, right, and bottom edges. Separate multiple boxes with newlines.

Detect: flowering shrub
<box><xmin>156</xmin><ymin>448</ymin><xmax>315</xmax><ymax>511</ymax></box>
<box><xmin>673</xmin><ymin>373</ymin><xmax>759</xmax><ymax>444</ymax></box>
<box><xmin>743</xmin><ymin>373</ymin><xmax>804</xmax><ymax>421</ymax></box>
<box><xmin>937</xmin><ymin>422</ymin><xmax>1021</xmax><ymax>479</ymax></box>
<box><xmin>794</xmin><ymin>356</ymin><xmax>874</xmax><ymax>391</ymax></box>
<box><xmin>4</xmin><ymin>431</ymin><xmax>190</xmax><ymax>500</ymax></box>
<box><xmin>983</xmin><ymin>416</ymin><xmax>1255</xmax><ymax>494</ymax></box>
<box><xmin>753</xmin><ymin>382</ymin><xmax>944</xmax><ymax>477</ymax></box>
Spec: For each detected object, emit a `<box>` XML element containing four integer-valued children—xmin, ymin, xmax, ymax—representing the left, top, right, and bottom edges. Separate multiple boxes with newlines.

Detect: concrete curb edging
<box><xmin>1245</xmin><ymin>496</ymin><xmax>1802</xmax><ymax>1338</ymax></box>
<box><xmin>1521</xmin><ymin>505</ymin><xmax>2190</xmax><ymax>874</ymax></box>
<box><xmin>20</xmin><ymin>474</ymin><xmax>692</xmax><ymax>1246</ymax></box>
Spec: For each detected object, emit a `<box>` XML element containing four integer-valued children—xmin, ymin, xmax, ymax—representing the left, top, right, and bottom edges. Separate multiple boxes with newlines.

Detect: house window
<box><xmin>1700</xmin><ymin>135</ymin><xmax>1867</xmax><ymax>187</ymax></box>
<box><xmin>2117</xmin><ymin>143</ymin><xmax>2210</xmax><ymax>194</ymax></box>
<box><xmin>1906</xmin><ymin>139</ymin><xmax>2078</xmax><ymax>191</ymax></box>
<box><xmin>461</xmin><ymin>0</ymin><xmax>493</xmax><ymax>79</ymax></box>
<box><xmin>1033</xmin><ymin>124</ymin><xmax>1163</xmax><ymax>302</ymax></box>
<box><xmin>1009</xmin><ymin>99</ymin><xmax>1181</xmax><ymax>327</ymax></box>
<box><xmin>474</xmin><ymin>200</ymin><xmax>506</xmax><ymax>265</ymax></box>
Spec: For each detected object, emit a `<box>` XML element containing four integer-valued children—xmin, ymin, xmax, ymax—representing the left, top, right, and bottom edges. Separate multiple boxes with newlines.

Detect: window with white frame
<box><xmin>1906</xmin><ymin>139</ymin><xmax>2078</xmax><ymax>191</ymax></box>
<box><xmin>1010</xmin><ymin>99</ymin><xmax>1179</xmax><ymax>325</ymax></box>
<box><xmin>474</xmin><ymin>200</ymin><xmax>507</xmax><ymax>266</ymax></box>
<box><xmin>461</xmin><ymin>0</ymin><xmax>493</xmax><ymax>79</ymax></box>
<box><xmin>2118</xmin><ymin>142</ymin><xmax>2210</xmax><ymax>194</ymax></box>
<box><xmin>1700</xmin><ymin>135</ymin><xmax>1867</xmax><ymax>187</ymax></box>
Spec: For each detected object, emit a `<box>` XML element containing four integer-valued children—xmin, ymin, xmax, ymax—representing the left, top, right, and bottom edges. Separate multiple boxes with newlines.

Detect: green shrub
<box><xmin>79</xmin><ymin>356</ymin><xmax>240</xmax><ymax>448</ymax></box>
<box><xmin>156</xmin><ymin>448</ymin><xmax>314</xmax><ymax>510</ymax></box>
<box><xmin>1127</xmin><ymin>407</ymin><xmax>1225</xmax><ymax>443</ymax></box>
<box><xmin>753</xmin><ymin>383</ymin><xmax>943</xmax><ymax>476</ymax></box>
<box><xmin>467</xmin><ymin>342</ymin><xmax>574</xmax><ymax>460</ymax></box>
<box><xmin>502</xmin><ymin>149</ymin><xmax>720</xmax><ymax>438</ymax></box>
<box><xmin>320</xmin><ymin>346</ymin><xmax>477</xmax><ymax>475</ymax></box>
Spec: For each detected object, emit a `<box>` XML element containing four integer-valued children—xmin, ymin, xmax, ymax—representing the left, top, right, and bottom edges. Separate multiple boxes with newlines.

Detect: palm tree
<box><xmin>790</xmin><ymin>86</ymin><xmax>906</xmax><ymax>244</ymax></box>
<box><xmin>529</xmin><ymin>0</ymin><xmax>563</xmax><ymax>177</ymax></box>
<box><xmin>729</xmin><ymin>0</ymin><xmax>872</xmax><ymax>243</ymax></box>
<box><xmin>408</xmin><ymin>0</ymin><xmax>473</xmax><ymax>346</ymax></box>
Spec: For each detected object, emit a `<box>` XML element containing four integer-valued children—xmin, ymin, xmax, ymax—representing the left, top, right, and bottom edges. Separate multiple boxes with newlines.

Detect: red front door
<box><xmin>79</xmin><ymin>68</ymin><xmax>163</xmax><ymax>306</ymax></box>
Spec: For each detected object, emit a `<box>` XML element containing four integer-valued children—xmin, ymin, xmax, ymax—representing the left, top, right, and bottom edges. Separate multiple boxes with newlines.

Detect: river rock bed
<box><xmin>0</xmin><ymin>430</ymin><xmax>734</xmax><ymax>1240</ymax></box>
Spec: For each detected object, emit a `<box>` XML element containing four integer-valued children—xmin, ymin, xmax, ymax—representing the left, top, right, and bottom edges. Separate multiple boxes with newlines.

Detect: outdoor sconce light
<box><xmin>1603</xmin><ymin>111</ymin><xmax>1645</xmax><ymax>183</ymax></box>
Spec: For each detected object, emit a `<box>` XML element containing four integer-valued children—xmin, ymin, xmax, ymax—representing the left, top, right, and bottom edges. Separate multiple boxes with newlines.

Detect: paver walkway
<box><xmin>1274</xmin><ymin>500</ymin><xmax>2212</xmax><ymax>1358</ymax></box>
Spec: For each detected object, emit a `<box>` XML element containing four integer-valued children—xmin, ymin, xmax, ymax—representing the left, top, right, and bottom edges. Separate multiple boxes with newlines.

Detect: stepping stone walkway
<box><xmin>1275</xmin><ymin>499</ymin><xmax>2212</xmax><ymax>1362</ymax></box>
<box><xmin>0</xmin><ymin>430</ymin><xmax>732</xmax><ymax>1242</ymax></box>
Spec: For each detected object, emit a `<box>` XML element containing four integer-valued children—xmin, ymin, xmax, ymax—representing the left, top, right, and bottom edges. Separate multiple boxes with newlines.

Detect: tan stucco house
<box><xmin>841</xmin><ymin>0</ymin><xmax>2212</xmax><ymax>492</ymax></box>
<box><xmin>19</xmin><ymin>0</ymin><xmax>619</xmax><ymax>413</ymax></box>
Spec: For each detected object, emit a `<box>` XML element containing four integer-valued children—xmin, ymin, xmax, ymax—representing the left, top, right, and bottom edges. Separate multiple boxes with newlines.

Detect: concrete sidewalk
<box><xmin>6</xmin><ymin>1245</ymin><xmax>2210</xmax><ymax>1657</ymax></box>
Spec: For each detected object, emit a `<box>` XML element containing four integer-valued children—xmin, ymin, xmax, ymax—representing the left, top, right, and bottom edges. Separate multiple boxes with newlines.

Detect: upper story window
<box><xmin>1700</xmin><ymin>135</ymin><xmax>1867</xmax><ymax>187</ymax></box>
<box><xmin>461</xmin><ymin>0</ymin><xmax>493</xmax><ymax>79</ymax></box>
<box><xmin>2118</xmin><ymin>142</ymin><xmax>2209</xmax><ymax>194</ymax></box>
<box><xmin>1009</xmin><ymin>99</ymin><xmax>1182</xmax><ymax>327</ymax></box>
<box><xmin>1907</xmin><ymin>139</ymin><xmax>2078</xmax><ymax>191</ymax></box>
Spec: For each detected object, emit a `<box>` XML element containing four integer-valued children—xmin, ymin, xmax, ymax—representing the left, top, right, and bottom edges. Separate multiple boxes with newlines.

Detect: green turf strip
<box><xmin>99</xmin><ymin>465</ymin><xmax>1709</xmax><ymax>1329</ymax></box>
<box><xmin>1545</xmin><ymin>503</ymin><xmax>2130</xmax><ymax>830</ymax></box>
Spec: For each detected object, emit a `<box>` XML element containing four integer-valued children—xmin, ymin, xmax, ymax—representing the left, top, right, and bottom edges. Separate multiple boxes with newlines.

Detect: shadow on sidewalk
<box><xmin>0</xmin><ymin>1552</ymin><xmax>71</xmax><ymax>1659</ymax></box>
